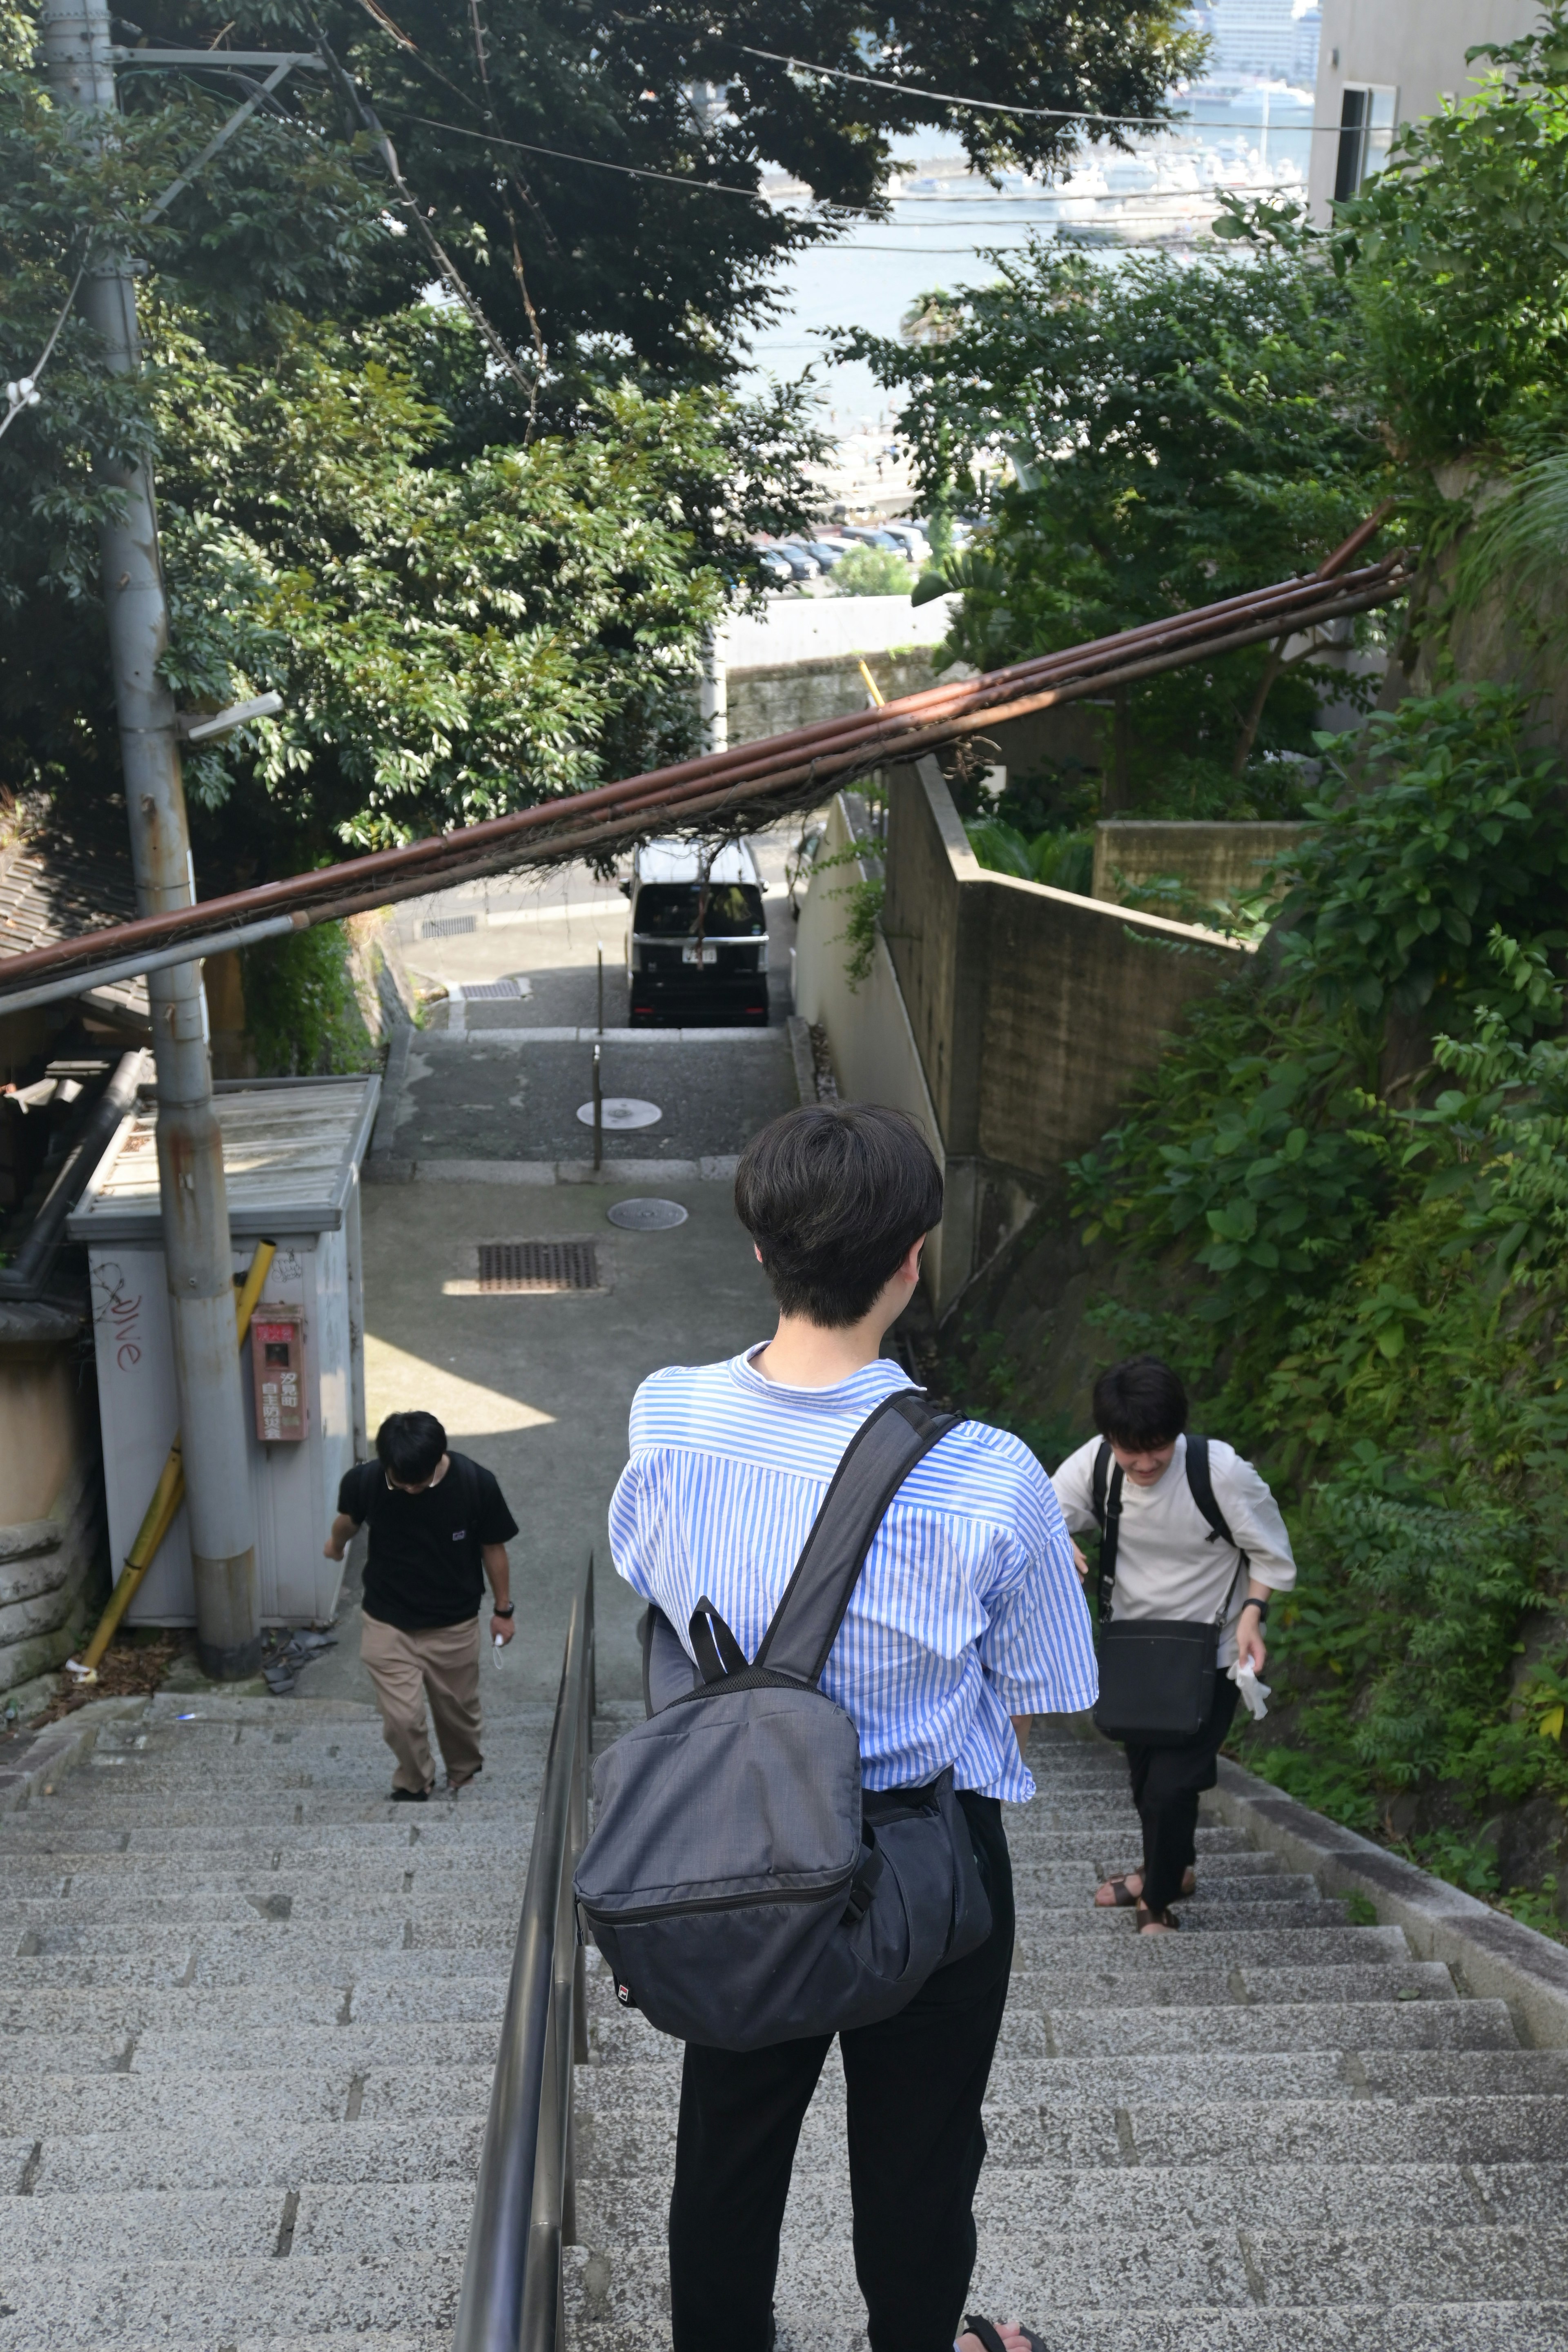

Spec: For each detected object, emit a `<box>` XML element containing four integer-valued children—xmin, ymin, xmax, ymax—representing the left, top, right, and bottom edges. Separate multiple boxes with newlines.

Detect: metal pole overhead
<box><xmin>40</xmin><ymin>0</ymin><xmax>262</xmax><ymax>1678</ymax></box>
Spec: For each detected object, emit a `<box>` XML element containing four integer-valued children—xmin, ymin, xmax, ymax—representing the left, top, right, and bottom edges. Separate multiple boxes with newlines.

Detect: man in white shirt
<box><xmin>1052</xmin><ymin>1354</ymin><xmax>1296</xmax><ymax>1933</ymax></box>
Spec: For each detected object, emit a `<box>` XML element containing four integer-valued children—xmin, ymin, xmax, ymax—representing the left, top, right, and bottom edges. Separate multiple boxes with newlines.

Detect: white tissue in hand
<box><xmin>1229</xmin><ymin>1659</ymin><xmax>1271</xmax><ymax>1720</ymax></box>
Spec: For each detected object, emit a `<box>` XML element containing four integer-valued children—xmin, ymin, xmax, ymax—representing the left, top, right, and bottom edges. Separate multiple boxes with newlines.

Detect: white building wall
<box><xmin>1308</xmin><ymin>0</ymin><xmax>1543</xmax><ymax>218</ymax></box>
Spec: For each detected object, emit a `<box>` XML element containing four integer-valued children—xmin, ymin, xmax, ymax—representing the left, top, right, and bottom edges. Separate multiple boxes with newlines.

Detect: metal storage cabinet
<box><xmin>67</xmin><ymin>1075</ymin><xmax>379</xmax><ymax>1627</ymax></box>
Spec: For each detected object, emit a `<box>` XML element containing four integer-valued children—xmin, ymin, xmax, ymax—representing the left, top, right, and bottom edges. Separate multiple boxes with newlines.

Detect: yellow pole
<box><xmin>857</xmin><ymin>659</ymin><xmax>886</xmax><ymax>708</ymax></box>
<box><xmin>67</xmin><ymin>1239</ymin><xmax>278</xmax><ymax>1681</ymax></box>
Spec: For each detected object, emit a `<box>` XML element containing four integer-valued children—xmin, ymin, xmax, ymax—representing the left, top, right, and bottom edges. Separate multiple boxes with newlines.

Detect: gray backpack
<box><xmin>573</xmin><ymin>1390</ymin><xmax>993</xmax><ymax>2050</ymax></box>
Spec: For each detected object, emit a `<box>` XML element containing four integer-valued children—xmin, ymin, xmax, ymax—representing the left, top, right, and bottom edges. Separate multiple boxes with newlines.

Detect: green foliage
<box><xmin>836</xmin><ymin>877</ymin><xmax>886</xmax><ymax>989</ymax></box>
<box><xmin>841</xmin><ymin>201</ymin><xmax>1392</xmax><ymax>807</ymax></box>
<box><xmin>1334</xmin><ymin>8</ymin><xmax>1568</xmax><ymax>465</ymax></box>
<box><xmin>830</xmin><ymin>543</ymin><xmax>914</xmax><ymax>597</ymax></box>
<box><xmin>1343</xmin><ymin>1891</ymin><xmax>1378</xmax><ymax>1925</ymax></box>
<box><xmin>964</xmin><ymin>816</ymin><xmax>1094</xmax><ymax>893</ymax></box>
<box><xmin>1276</xmin><ymin>688</ymin><xmax>1568</xmax><ymax>1021</ymax></box>
<box><xmin>243</xmin><ymin>922</ymin><xmax>376</xmax><ymax>1078</ymax></box>
<box><xmin>1057</xmin><ymin>688</ymin><xmax>1568</xmax><ymax>1876</ymax></box>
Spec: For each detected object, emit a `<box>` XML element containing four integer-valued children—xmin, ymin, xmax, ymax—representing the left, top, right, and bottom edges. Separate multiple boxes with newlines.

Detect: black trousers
<box><xmin>668</xmin><ymin>1790</ymin><xmax>1015</xmax><ymax>2352</ymax></box>
<box><xmin>1125</xmin><ymin>1673</ymin><xmax>1239</xmax><ymax>1913</ymax></box>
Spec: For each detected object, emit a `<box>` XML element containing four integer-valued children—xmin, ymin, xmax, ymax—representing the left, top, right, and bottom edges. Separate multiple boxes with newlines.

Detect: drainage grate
<box><xmin>463</xmin><ymin>978</ymin><xmax>524</xmax><ymax>999</ymax></box>
<box><xmin>421</xmin><ymin>914</ymin><xmax>478</xmax><ymax>938</ymax></box>
<box><xmin>477</xmin><ymin>1241</ymin><xmax>600</xmax><ymax>1292</ymax></box>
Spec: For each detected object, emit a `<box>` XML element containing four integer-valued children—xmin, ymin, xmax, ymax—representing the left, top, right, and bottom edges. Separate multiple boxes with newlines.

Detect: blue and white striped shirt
<box><xmin>608</xmin><ymin>1347</ymin><xmax>1097</xmax><ymax>1801</ymax></box>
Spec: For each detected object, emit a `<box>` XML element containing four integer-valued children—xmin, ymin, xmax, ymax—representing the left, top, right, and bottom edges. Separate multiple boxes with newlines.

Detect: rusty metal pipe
<box><xmin>0</xmin><ymin>554</ymin><xmax>1408</xmax><ymax>1005</ymax></box>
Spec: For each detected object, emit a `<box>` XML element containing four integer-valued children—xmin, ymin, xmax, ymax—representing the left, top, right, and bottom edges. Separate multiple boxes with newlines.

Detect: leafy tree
<box><xmin>830</xmin><ymin>542</ymin><xmax>912</xmax><ymax>596</ymax></box>
<box><xmin>842</xmin><ymin>203</ymin><xmax>1392</xmax><ymax>811</ymax></box>
<box><xmin>136</xmin><ymin>0</ymin><xmax>1204</xmax><ymax>395</ymax></box>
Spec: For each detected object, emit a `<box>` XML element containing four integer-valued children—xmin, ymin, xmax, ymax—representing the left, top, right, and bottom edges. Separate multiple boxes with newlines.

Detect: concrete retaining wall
<box><xmin>1091</xmin><ymin>819</ymin><xmax>1310</xmax><ymax>909</ymax></box>
<box><xmin>795</xmin><ymin>755</ymin><xmax>1250</xmax><ymax>1315</ymax></box>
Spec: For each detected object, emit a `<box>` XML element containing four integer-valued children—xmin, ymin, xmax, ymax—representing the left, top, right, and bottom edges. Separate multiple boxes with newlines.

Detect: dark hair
<box><xmin>734</xmin><ymin>1104</ymin><xmax>942</xmax><ymax>1328</ymax></box>
<box><xmin>376</xmin><ymin>1410</ymin><xmax>447</xmax><ymax>1485</ymax></box>
<box><xmin>1092</xmin><ymin>1355</ymin><xmax>1188</xmax><ymax>1450</ymax></box>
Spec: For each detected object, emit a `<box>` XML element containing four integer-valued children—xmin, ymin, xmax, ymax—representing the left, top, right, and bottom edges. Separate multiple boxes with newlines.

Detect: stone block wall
<box><xmin>726</xmin><ymin>648</ymin><xmax>937</xmax><ymax>747</ymax></box>
<box><xmin>0</xmin><ymin>1303</ymin><xmax>107</xmax><ymax>1716</ymax></box>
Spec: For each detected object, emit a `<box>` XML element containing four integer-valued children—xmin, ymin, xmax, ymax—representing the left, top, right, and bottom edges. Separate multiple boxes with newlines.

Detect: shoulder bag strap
<box><xmin>1096</xmin><ymin>1441</ymin><xmax>1123</xmax><ymax>1621</ymax></box>
<box><xmin>1185</xmin><ymin>1434</ymin><xmax>1252</xmax><ymax>1627</ymax></box>
<box><xmin>754</xmin><ymin>1390</ymin><xmax>961</xmax><ymax>1685</ymax></box>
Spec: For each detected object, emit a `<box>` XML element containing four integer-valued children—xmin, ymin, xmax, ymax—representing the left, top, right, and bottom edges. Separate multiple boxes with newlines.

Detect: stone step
<box><xmin>569</xmin><ymin>2221</ymin><xmax>1568</xmax><ymax>2319</ymax></box>
<box><xmin>30</xmin><ymin>2115</ymin><xmax>485</xmax><ymax>2193</ymax></box>
<box><xmin>5</xmin><ymin>1885</ymin><xmax>528</xmax><ymax>1928</ymax></box>
<box><xmin>1011</xmin><ymin>1925</ymin><xmax>1411</xmax><ymax>1967</ymax></box>
<box><xmin>11</xmin><ymin>1916</ymin><xmax>521</xmax><ymax>1960</ymax></box>
<box><xmin>1009</xmin><ymin>1861</ymin><xmax>1303</xmax><ymax>1895</ymax></box>
<box><xmin>570</xmin><ymin>2297</ymin><xmax>1568</xmax><ymax>2352</ymax></box>
<box><xmin>0</xmin><ymin>2179</ymin><xmax>476</xmax><ymax>2263</ymax></box>
<box><xmin>576</xmin><ymin>2157</ymin><xmax>1568</xmax><ymax>2245</ymax></box>
<box><xmin>0</xmin><ymin>2250</ymin><xmax>464</xmax><ymax>2348</ymax></box>
<box><xmin>0</xmin><ymin>2063</ymin><xmax>497</xmax><ymax>2138</ymax></box>
<box><xmin>1001</xmin><ymin>1826</ymin><xmax>1252</xmax><ymax>1858</ymax></box>
<box><xmin>1022</xmin><ymin>1899</ymin><xmax>1354</xmax><ymax>1934</ymax></box>
<box><xmin>0</xmin><ymin>1975</ymin><xmax>509</xmax><ymax>2037</ymax></box>
<box><xmin>0</xmin><ymin>1855</ymin><xmax>531</xmax><ymax>1896</ymax></box>
<box><xmin>0</xmin><ymin>1820</ymin><xmax>531</xmax><ymax>1857</ymax></box>
<box><xmin>0</xmin><ymin>1947</ymin><xmax>515</xmax><ymax>1989</ymax></box>
<box><xmin>573</xmin><ymin>2069</ymin><xmax>1568</xmax><ymax>2178</ymax></box>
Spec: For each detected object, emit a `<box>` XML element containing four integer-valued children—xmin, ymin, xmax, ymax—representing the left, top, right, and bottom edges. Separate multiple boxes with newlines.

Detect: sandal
<box><xmin>964</xmin><ymin>2316</ymin><xmax>1048</xmax><ymax>2352</ymax></box>
<box><xmin>1094</xmin><ymin>1873</ymin><xmax>1142</xmax><ymax>1908</ymax></box>
<box><xmin>1136</xmin><ymin>1901</ymin><xmax>1179</xmax><ymax>1934</ymax></box>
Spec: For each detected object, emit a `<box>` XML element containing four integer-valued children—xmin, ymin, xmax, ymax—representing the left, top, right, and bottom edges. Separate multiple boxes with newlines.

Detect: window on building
<box><xmin>1334</xmin><ymin>85</ymin><xmax>1398</xmax><ymax>201</ymax></box>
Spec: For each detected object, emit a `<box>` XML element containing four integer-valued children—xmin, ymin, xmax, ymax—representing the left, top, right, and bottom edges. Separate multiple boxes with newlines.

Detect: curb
<box><xmin>1209</xmin><ymin>1755</ymin><xmax>1568</xmax><ymax>2051</ymax></box>
<box><xmin>0</xmin><ymin>1695</ymin><xmax>149</xmax><ymax>1815</ymax></box>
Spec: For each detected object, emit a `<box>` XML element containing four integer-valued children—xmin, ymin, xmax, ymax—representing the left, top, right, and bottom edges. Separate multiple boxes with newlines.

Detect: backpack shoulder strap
<box><xmin>1091</xmin><ymin>1438</ymin><xmax>1111</xmax><ymax>1532</ymax></box>
<box><xmin>1184</xmin><ymin>1435</ymin><xmax>1237</xmax><ymax>1550</ymax></box>
<box><xmin>754</xmin><ymin>1390</ymin><xmax>960</xmax><ymax>1685</ymax></box>
<box><xmin>1185</xmin><ymin>1434</ymin><xmax>1252</xmax><ymax>1627</ymax></box>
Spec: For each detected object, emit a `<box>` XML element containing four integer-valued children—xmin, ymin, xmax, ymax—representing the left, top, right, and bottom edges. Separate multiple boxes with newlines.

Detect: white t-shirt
<box><xmin>1051</xmin><ymin>1432</ymin><xmax>1296</xmax><ymax>1669</ymax></box>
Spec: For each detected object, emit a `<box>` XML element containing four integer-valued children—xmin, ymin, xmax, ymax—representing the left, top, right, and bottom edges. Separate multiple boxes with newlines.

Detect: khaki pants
<box><xmin>360</xmin><ymin>1612</ymin><xmax>483</xmax><ymax>1793</ymax></box>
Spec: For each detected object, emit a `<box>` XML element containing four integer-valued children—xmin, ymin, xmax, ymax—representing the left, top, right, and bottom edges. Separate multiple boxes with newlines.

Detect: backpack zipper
<box><xmin>583</xmin><ymin>1865</ymin><xmax>857</xmax><ymax>1927</ymax></box>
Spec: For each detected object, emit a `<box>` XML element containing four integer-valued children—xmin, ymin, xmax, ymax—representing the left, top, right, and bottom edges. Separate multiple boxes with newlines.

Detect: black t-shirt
<box><xmin>339</xmin><ymin>1452</ymin><xmax>519</xmax><ymax>1632</ymax></box>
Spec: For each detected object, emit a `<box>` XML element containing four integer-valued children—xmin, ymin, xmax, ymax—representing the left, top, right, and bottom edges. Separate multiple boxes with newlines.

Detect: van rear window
<box><xmin>634</xmin><ymin>883</ymin><xmax>766</xmax><ymax>937</ymax></box>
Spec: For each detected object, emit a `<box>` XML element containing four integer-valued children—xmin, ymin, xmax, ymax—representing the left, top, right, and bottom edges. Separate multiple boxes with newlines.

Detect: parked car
<box><xmin>757</xmin><ymin>548</ymin><xmax>797</xmax><ymax>587</ymax></box>
<box><xmin>757</xmin><ymin>540</ymin><xmax>821</xmax><ymax>582</ymax></box>
<box><xmin>622</xmin><ymin>838</ymin><xmax>771</xmax><ymax>1027</ymax></box>
<box><xmin>881</xmin><ymin>525</ymin><xmax>932</xmax><ymax>565</ymax></box>
<box><xmin>797</xmin><ymin>539</ymin><xmax>849</xmax><ymax>570</ymax></box>
<box><xmin>837</xmin><ymin>526</ymin><xmax>907</xmax><ymax>553</ymax></box>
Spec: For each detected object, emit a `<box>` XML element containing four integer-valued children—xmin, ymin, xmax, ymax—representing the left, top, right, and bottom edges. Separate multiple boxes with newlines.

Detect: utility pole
<box><xmin>41</xmin><ymin>0</ymin><xmax>262</xmax><ymax>1678</ymax></box>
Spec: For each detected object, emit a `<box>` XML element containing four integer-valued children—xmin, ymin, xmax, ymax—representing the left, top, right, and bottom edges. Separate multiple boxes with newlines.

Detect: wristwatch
<box><xmin>492</xmin><ymin>1605</ymin><xmax>515</xmax><ymax>1619</ymax></box>
<box><xmin>1239</xmin><ymin>1596</ymin><xmax>1269</xmax><ymax>1623</ymax></box>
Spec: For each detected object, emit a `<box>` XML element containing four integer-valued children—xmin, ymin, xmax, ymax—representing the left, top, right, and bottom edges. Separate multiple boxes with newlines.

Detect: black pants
<box><xmin>1125</xmin><ymin>1673</ymin><xmax>1239</xmax><ymax>1913</ymax></box>
<box><xmin>668</xmin><ymin>1791</ymin><xmax>1015</xmax><ymax>2352</ymax></box>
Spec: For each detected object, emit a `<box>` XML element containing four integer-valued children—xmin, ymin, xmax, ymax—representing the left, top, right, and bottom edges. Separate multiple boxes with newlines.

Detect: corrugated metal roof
<box><xmin>0</xmin><ymin>819</ymin><xmax>149</xmax><ymax>1023</ymax></box>
<box><xmin>67</xmin><ymin>1075</ymin><xmax>381</xmax><ymax>1242</ymax></box>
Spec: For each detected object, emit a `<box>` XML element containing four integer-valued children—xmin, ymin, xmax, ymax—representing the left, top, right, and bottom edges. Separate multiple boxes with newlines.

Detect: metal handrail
<box><xmin>454</xmin><ymin>1553</ymin><xmax>596</xmax><ymax>2352</ymax></box>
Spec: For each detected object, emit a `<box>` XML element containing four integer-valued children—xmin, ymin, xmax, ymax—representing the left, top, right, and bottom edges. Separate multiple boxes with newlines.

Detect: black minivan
<box><xmin>624</xmin><ymin>838</ymin><xmax>770</xmax><ymax>1026</ymax></box>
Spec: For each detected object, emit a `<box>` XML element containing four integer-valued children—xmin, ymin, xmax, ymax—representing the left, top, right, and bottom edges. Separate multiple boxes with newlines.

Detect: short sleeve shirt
<box><xmin>339</xmin><ymin>1452</ymin><xmax>519</xmax><ymax>1631</ymax></box>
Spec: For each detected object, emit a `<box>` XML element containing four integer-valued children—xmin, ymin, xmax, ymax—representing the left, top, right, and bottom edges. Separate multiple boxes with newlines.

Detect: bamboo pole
<box><xmin>65</xmin><ymin>1240</ymin><xmax>278</xmax><ymax>1683</ymax></box>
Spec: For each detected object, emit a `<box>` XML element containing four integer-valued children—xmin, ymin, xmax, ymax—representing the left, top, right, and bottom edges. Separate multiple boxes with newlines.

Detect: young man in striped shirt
<box><xmin>609</xmin><ymin>1103</ymin><xmax>1097</xmax><ymax>2352</ymax></box>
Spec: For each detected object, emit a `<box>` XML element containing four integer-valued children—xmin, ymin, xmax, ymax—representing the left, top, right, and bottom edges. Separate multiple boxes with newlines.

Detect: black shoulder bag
<box><xmin>1088</xmin><ymin>1435</ymin><xmax>1249</xmax><ymax>1746</ymax></box>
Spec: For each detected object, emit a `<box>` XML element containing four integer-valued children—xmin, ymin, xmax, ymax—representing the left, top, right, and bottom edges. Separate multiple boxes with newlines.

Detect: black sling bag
<box><xmin>1087</xmin><ymin>1435</ymin><xmax>1248</xmax><ymax>1746</ymax></box>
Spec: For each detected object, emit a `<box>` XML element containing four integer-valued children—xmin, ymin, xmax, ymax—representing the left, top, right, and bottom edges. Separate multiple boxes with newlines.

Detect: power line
<box><xmin>392</xmin><ymin>106</ymin><xmax>784</xmax><ymax>199</ymax></box>
<box><xmin>0</xmin><ymin>258</ymin><xmax>88</xmax><ymax>442</ymax></box>
<box><xmin>740</xmin><ymin>48</ymin><xmax>1345</xmax><ymax>136</ymax></box>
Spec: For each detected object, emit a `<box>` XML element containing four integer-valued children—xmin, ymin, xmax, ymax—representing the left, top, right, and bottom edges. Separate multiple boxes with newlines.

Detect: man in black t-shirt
<box><xmin>325</xmin><ymin>1410</ymin><xmax>520</xmax><ymax>1800</ymax></box>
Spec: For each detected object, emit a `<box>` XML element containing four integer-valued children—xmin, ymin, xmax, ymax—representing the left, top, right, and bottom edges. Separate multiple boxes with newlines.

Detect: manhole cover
<box><xmin>607</xmin><ymin>1198</ymin><xmax>688</xmax><ymax>1230</ymax></box>
<box><xmin>421</xmin><ymin>914</ymin><xmax>477</xmax><ymax>938</ymax></box>
<box><xmin>477</xmin><ymin>1241</ymin><xmax>600</xmax><ymax>1292</ymax></box>
<box><xmin>576</xmin><ymin>1097</ymin><xmax>662</xmax><ymax>1130</ymax></box>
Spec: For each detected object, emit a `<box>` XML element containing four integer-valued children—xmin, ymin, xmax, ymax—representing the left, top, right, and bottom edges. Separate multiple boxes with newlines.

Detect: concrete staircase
<box><xmin>0</xmin><ymin>1686</ymin><xmax>592</xmax><ymax>2352</ymax></box>
<box><xmin>568</xmin><ymin>1719</ymin><xmax>1568</xmax><ymax>2350</ymax></box>
<box><xmin>6</xmin><ymin>1699</ymin><xmax>1568</xmax><ymax>2349</ymax></box>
